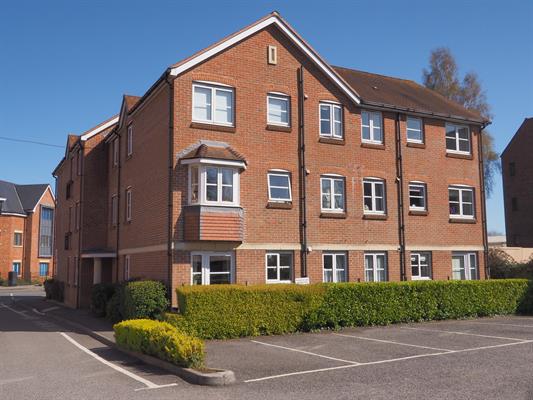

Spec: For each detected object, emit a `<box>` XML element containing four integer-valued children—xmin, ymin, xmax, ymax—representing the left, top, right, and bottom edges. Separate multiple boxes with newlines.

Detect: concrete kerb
<box><xmin>16</xmin><ymin>300</ymin><xmax>236</xmax><ymax>386</ymax></box>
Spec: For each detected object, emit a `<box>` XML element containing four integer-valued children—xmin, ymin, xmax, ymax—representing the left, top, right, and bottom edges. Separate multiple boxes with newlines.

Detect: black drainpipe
<box><xmin>166</xmin><ymin>75</ymin><xmax>174</xmax><ymax>301</ymax></box>
<box><xmin>76</xmin><ymin>145</ymin><xmax>84</xmax><ymax>308</ymax></box>
<box><xmin>115</xmin><ymin>132</ymin><xmax>121</xmax><ymax>283</ymax></box>
<box><xmin>297</xmin><ymin>66</ymin><xmax>308</xmax><ymax>278</ymax></box>
<box><xmin>478</xmin><ymin>126</ymin><xmax>489</xmax><ymax>278</ymax></box>
<box><xmin>395</xmin><ymin>113</ymin><xmax>406</xmax><ymax>281</ymax></box>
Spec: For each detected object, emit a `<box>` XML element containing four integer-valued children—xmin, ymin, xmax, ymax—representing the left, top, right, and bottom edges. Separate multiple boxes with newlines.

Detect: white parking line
<box><xmin>245</xmin><ymin>338</ymin><xmax>533</xmax><ymax>383</ymax></box>
<box><xmin>401</xmin><ymin>326</ymin><xmax>529</xmax><ymax>341</ymax></box>
<box><xmin>250</xmin><ymin>340</ymin><xmax>360</xmax><ymax>364</ymax></box>
<box><xmin>60</xmin><ymin>332</ymin><xmax>178</xmax><ymax>391</ymax></box>
<box><xmin>462</xmin><ymin>321</ymin><xmax>533</xmax><ymax>329</ymax></box>
<box><xmin>1</xmin><ymin>303</ymin><xmax>32</xmax><ymax>319</ymax></box>
<box><xmin>41</xmin><ymin>306</ymin><xmax>60</xmax><ymax>313</ymax></box>
<box><xmin>333</xmin><ymin>333</ymin><xmax>454</xmax><ymax>352</ymax></box>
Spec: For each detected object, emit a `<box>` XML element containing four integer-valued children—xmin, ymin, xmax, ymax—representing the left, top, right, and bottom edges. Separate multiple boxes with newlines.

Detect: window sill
<box><xmin>361</xmin><ymin>142</ymin><xmax>385</xmax><ymax>150</ymax></box>
<box><xmin>190</xmin><ymin>121</ymin><xmax>236</xmax><ymax>133</ymax></box>
<box><xmin>320</xmin><ymin>212</ymin><xmax>347</xmax><ymax>219</ymax></box>
<box><xmin>266</xmin><ymin>124</ymin><xmax>292</xmax><ymax>133</ymax></box>
<box><xmin>449</xmin><ymin>217</ymin><xmax>477</xmax><ymax>224</ymax></box>
<box><xmin>446</xmin><ymin>152</ymin><xmax>473</xmax><ymax>160</ymax></box>
<box><xmin>409</xmin><ymin>209</ymin><xmax>428</xmax><ymax>216</ymax></box>
<box><xmin>363</xmin><ymin>213</ymin><xmax>388</xmax><ymax>220</ymax></box>
<box><xmin>406</xmin><ymin>142</ymin><xmax>426</xmax><ymax>149</ymax></box>
<box><xmin>319</xmin><ymin>137</ymin><xmax>345</xmax><ymax>145</ymax></box>
<box><xmin>267</xmin><ymin>201</ymin><xmax>293</xmax><ymax>209</ymax></box>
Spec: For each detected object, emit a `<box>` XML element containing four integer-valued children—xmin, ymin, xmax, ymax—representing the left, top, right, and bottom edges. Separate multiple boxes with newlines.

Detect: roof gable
<box><xmin>15</xmin><ymin>184</ymin><xmax>51</xmax><ymax>212</ymax></box>
<box><xmin>0</xmin><ymin>180</ymin><xmax>52</xmax><ymax>216</ymax></box>
<box><xmin>169</xmin><ymin>12</ymin><xmax>361</xmax><ymax>105</ymax></box>
<box><xmin>501</xmin><ymin>118</ymin><xmax>533</xmax><ymax>158</ymax></box>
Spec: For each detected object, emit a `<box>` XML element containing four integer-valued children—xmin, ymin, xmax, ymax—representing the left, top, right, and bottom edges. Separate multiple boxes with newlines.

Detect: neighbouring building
<box><xmin>53</xmin><ymin>12</ymin><xmax>489</xmax><ymax>308</ymax></box>
<box><xmin>0</xmin><ymin>180</ymin><xmax>55</xmax><ymax>282</ymax></box>
<box><xmin>502</xmin><ymin>118</ymin><xmax>533</xmax><ymax>248</ymax></box>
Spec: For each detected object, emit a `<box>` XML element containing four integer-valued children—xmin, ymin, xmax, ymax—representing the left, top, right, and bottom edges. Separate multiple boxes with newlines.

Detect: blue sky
<box><xmin>1</xmin><ymin>0</ymin><xmax>531</xmax><ymax>233</ymax></box>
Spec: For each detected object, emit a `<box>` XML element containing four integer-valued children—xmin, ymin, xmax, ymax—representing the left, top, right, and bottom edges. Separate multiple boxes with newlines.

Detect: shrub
<box><xmin>172</xmin><ymin>280</ymin><xmax>533</xmax><ymax>339</ymax></box>
<box><xmin>489</xmin><ymin>249</ymin><xmax>533</xmax><ymax>279</ymax></box>
<box><xmin>91</xmin><ymin>283</ymin><xmax>116</xmax><ymax>317</ymax></box>
<box><xmin>106</xmin><ymin>284</ymin><xmax>125</xmax><ymax>323</ymax></box>
<box><xmin>173</xmin><ymin>284</ymin><xmax>325</xmax><ymax>339</ymax></box>
<box><xmin>123</xmin><ymin>281</ymin><xmax>168</xmax><ymax>320</ymax></box>
<box><xmin>114</xmin><ymin>319</ymin><xmax>204</xmax><ymax>368</ymax></box>
<box><xmin>43</xmin><ymin>279</ymin><xmax>64</xmax><ymax>301</ymax></box>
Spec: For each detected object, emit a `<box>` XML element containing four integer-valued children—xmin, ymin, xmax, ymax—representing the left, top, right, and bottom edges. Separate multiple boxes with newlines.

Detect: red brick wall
<box><xmin>0</xmin><ymin>215</ymin><xmax>25</xmax><ymax>280</ymax></box>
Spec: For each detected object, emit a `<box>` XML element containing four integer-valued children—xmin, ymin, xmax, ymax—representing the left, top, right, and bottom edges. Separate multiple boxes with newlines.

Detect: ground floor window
<box><xmin>323</xmin><ymin>252</ymin><xmax>347</xmax><ymax>282</ymax></box>
<box><xmin>364</xmin><ymin>252</ymin><xmax>387</xmax><ymax>282</ymax></box>
<box><xmin>191</xmin><ymin>252</ymin><xmax>233</xmax><ymax>285</ymax></box>
<box><xmin>12</xmin><ymin>262</ymin><xmax>21</xmax><ymax>276</ymax></box>
<box><xmin>452</xmin><ymin>252</ymin><xmax>478</xmax><ymax>280</ymax></box>
<box><xmin>266</xmin><ymin>252</ymin><xmax>293</xmax><ymax>283</ymax></box>
<box><xmin>410</xmin><ymin>252</ymin><xmax>431</xmax><ymax>280</ymax></box>
<box><xmin>39</xmin><ymin>262</ymin><xmax>49</xmax><ymax>277</ymax></box>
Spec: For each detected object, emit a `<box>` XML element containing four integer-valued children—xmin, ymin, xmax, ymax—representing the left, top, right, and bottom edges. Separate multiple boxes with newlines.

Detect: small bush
<box><xmin>91</xmin><ymin>283</ymin><xmax>116</xmax><ymax>317</ymax></box>
<box><xmin>172</xmin><ymin>280</ymin><xmax>533</xmax><ymax>339</ymax></box>
<box><xmin>106</xmin><ymin>284</ymin><xmax>126</xmax><ymax>323</ymax></box>
<box><xmin>44</xmin><ymin>279</ymin><xmax>64</xmax><ymax>302</ymax></box>
<box><xmin>123</xmin><ymin>281</ymin><xmax>168</xmax><ymax>320</ymax></box>
<box><xmin>114</xmin><ymin>319</ymin><xmax>204</xmax><ymax>368</ymax></box>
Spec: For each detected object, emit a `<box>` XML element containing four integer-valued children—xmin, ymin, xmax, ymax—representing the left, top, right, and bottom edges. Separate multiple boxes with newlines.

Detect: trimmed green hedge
<box><xmin>123</xmin><ymin>281</ymin><xmax>168</xmax><ymax>320</ymax></box>
<box><xmin>169</xmin><ymin>280</ymin><xmax>533</xmax><ymax>339</ymax></box>
<box><xmin>114</xmin><ymin>319</ymin><xmax>204</xmax><ymax>368</ymax></box>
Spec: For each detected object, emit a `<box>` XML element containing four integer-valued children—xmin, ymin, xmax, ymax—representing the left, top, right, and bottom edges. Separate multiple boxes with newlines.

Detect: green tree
<box><xmin>423</xmin><ymin>47</ymin><xmax>500</xmax><ymax>197</ymax></box>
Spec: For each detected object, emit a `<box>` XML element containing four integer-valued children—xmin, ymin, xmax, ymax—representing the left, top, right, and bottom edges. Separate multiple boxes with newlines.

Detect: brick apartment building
<box><xmin>502</xmin><ymin>118</ymin><xmax>533</xmax><ymax>247</ymax></box>
<box><xmin>0</xmin><ymin>180</ymin><xmax>54</xmax><ymax>282</ymax></box>
<box><xmin>53</xmin><ymin>12</ymin><xmax>489</xmax><ymax>308</ymax></box>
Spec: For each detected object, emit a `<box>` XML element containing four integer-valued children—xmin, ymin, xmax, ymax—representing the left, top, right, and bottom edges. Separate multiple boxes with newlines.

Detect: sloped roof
<box><xmin>501</xmin><ymin>117</ymin><xmax>533</xmax><ymax>157</ymax></box>
<box><xmin>124</xmin><ymin>95</ymin><xmax>141</xmax><ymax>110</ymax></box>
<box><xmin>0</xmin><ymin>180</ymin><xmax>51</xmax><ymax>216</ymax></box>
<box><xmin>333</xmin><ymin>66</ymin><xmax>484</xmax><ymax>123</ymax></box>
<box><xmin>180</xmin><ymin>144</ymin><xmax>246</xmax><ymax>163</ymax></box>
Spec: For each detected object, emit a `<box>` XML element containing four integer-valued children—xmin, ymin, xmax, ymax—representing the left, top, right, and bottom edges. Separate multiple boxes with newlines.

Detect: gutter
<box><xmin>76</xmin><ymin>146</ymin><xmax>84</xmax><ymax>308</ymax></box>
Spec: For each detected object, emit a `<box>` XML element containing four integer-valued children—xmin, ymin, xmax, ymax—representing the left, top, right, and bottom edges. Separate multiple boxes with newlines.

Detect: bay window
<box><xmin>189</xmin><ymin>165</ymin><xmax>240</xmax><ymax>206</ymax></box>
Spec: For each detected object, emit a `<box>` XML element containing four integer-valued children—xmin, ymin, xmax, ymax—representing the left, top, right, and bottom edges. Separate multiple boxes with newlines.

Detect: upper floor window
<box><xmin>319</xmin><ymin>102</ymin><xmax>343</xmax><ymax>139</ymax></box>
<box><xmin>323</xmin><ymin>252</ymin><xmax>347</xmax><ymax>283</ymax></box>
<box><xmin>127</xmin><ymin>125</ymin><xmax>133</xmax><ymax>157</ymax></box>
<box><xmin>111</xmin><ymin>195</ymin><xmax>118</xmax><ymax>226</ymax></box>
<box><xmin>361</xmin><ymin>111</ymin><xmax>383</xmax><ymax>144</ymax></box>
<box><xmin>39</xmin><ymin>206</ymin><xmax>54</xmax><ymax>257</ymax></box>
<box><xmin>267</xmin><ymin>94</ymin><xmax>290</xmax><ymax>126</ymax></box>
<box><xmin>320</xmin><ymin>175</ymin><xmax>345</xmax><ymax>212</ymax></box>
<box><xmin>452</xmin><ymin>252</ymin><xmax>478</xmax><ymax>280</ymax></box>
<box><xmin>406</xmin><ymin>116</ymin><xmax>423</xmax><ymax>143</ymax></box>
<box><xmin>445</xmin><ymin>123</ymin><xmax>470</xmax><ymax>154</ymax></box>
<box><xmin>408</xmin><ymin>182</ymin><xmax>427</xmax><ymax>211</ymax></box>
<box><xmin>13</xmin><ymin>232</ymin><xmax>22</xmax><ymax>247</ymax></box>
<box><xmin>66</xmin><ymin>180</ymin><xmax>72</xmax><ymax>199</ymax></box>
<box><xmin>449</xmin><ymin>186</ymin><xmax>474</xmax><ymax>219</ymax></box>
<box><xmin>267</xmin><ymin>171</ymin><xmax>291</xmax><ymax>202</ymax></box>
<box><xmin>189</xmin><ymin>165</ymin><xmax>239</xmax><ymax>206</ymax></box>
<box><xmin>363</xmin><ymin>178</ymin><xmax>386</xmax><ymax>214</ymax></box>
<box><xmin>193</xmin><ymin>83</ymin><xmax>234</xmax><ymax>126</ymax></box>
<box><xmin>509</xmin><ymin>162</ymin><xmax>516</xmax><ymax>177</ymax></box>
<box><xmin>113</xmin><ymin>138</ymin><xmax>119</xmax><ymax>166</ymax></box>
<box><xmin>126</xmin><ymin>188</ymin><xmax>132</xmax><ymax>222</ymax></box>
<box><xmin>364</xmin><ymin>252</ymin><xmax>387</xmax><ymax>282</ymax></box>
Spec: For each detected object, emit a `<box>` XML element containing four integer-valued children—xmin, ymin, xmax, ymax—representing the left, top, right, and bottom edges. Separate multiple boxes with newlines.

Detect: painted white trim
<box><xmin>30</xmin><ymin>185</ymin><xmax>55</xmax><ymax>213</ymax></box>
<box><xmin>265</xmin><ymin>251</ymin><xmax>293</xmax><ymax>284</ymax></box>
<box><xmin>408</xmin><ymin>182</ymin><xmax>427</xmax><ymax>212</ymax></box>
<box><xmin>406</xmin><ymin>116</ymin><xmax>424</xmax><ymax>144</ymax></box>
<box><xmin>169</xmin><ymin>15</ymin><xmax>360</xmax><ymax>104</ymax></box>
<box><xmin>80</xmin><ymin>116</ymin><xmax>119</xmax><ymax>141</ymax></box>
<box><xmin>0</xmin><ymin>212</ymin><xmax>27</xmax><ymax>217</ymax></box>
<box><xmin>320</xmin><ymin>175</ymin><xmax>345</xmax><ymax>212</ymax></box>
<box><xmin>267</xmin><ymin>171</ymin><xmax>292</xmax><ymax>202</ymax></box>
<box><xmin>192</xmin><ymin>83</ymin><xmax>235</xmax><ymax>126</ymax></box>
<box><xmin>361</xmin><ymin>110</ymin><xmax>383</xmax><ymax>144</ymax></box>
<box><xmin>322</xmin><ymin>252</ymin><xmax>347</xmax><ymax>283</ymax></box>
<box><xmin>181</xmin><ymin>158</ymin><xmax>246</xmax><ymax>169</ymax></box>
<box><xmin>267</xmin><ymin>93</ymin><xmax>290</xmax><ymax>127</ymax></box>
<box><xmin>319</xmin><ymin>102</ymin><xmax>343</xmax><ymax>139</ymax></box>
<box><xmin>190</xmin><ymin>251</ymin><xmax>235</xmax><ymax>285</ymax></box>
<box><xmin>81</xmin><ymin>252</ymin><xmax>116</xmax><ymax>258</ymax></box>
<box><xmin>445</xmin><ymin>122</ymin><xmax>471</xmax><ymax>155</ymax></box>
<box><xmin>405</xmin><ymin>245</ymin><xmax>484</xmax><ymax>251</ymax></box>
<box><xmin>363</xmin><ymin>178</ymin><xmax>386</xmax><ymax>215</ymax></box>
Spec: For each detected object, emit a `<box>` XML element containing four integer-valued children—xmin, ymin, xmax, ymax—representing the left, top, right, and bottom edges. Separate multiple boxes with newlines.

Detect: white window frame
<box><xmin>267</xmin><ymin>93</ymin><xmax>290</xmax><ymax>126</ymax></box>
<box><xmin>12</xmin><ymin>261</ymin><xmax>22</xmax><ymax>277</ymax></box>
<box><xmin>452</xmin><ymin>252</ymin><xmax>478</xmax><ymax>280</ymax></box>
<box><xmin>112</xmin><ymin>138</ymin><xmax>119</xmax><ymax>166</ymax></box>
<box><xmin>445</xmin><ymin>123</ymin><xmax>471</xmax><ymax>154</ymax></box>
<box><xmin>190</xmin><ymin>252</ymin><xmax>234</xmax><ymax>285</ymax></box>
<box><xmin>192</xmin><ymin>82</ymin><xmax>234</xmax><ymax>126</ymax></box>
<box><xmin>323</xmin><ymin>252</ymin><xmax>347</xmax><ymax>283</ymax></box>
<box><xmin>411</xmin><ymin>252</ymin><xmax>431</xmax><ymax>280</ymax></box>
<box><xmin>13</xmin><ymin>231</ymin><xmax>23</xmax><ymax>247</ymax></box>
<box><xmin>364</xmin><ymin>252</ymin><xmax>387</xmax><ymax>282</ymax></box>
<box><xmin>320</xmin><ymin>175</ymin><xmax>345</xmax><ymax>212</ymax></box>
<box><xmin>363</xmin><ymin>178</ymin><xmax>386</xmax><ymax>214</ymax></box>
<box><xmin>267</xmin><ymin>170</ymin><xmax>292</xmax><ymax>202</ymax></box>
<box><xmin>188</xmin><ymin>165</ymin><xmax>240</xmax><ymax>207</ymax></box>
<box><xmin>406</xmin><ymin>116</ymin><xmax>424</xmax><ymax>143</ymax></box>
<box><xmin>408</xmin><ymin>182</ymin><xmax>427</xmax><ymax>211</ymax></box>
<box><xmin>265</xmin><ymin>252</ymin><xmax>293</xmax><ymax>283</ymax></box>
<box><xmin>125</xmin><ymin>188</ymin><xmax>132</xmax><ymax>222</ymax></box>
<box><xmin>361</xmin><ymin>110</ymin><xmax>383</xmax><ymax>144</ymax></box>
<box><xmin>319</xmin><ymin>102</ymin><xmax>343</xmax><ymax>139</ymax></box>
<box><xmin>449</xmin><ymin>185</ymin><xmax>475</xmax><ymax>219</ymax></box>
<box><xmin>127</xmin><ymin>124</ymin><xmax>133</xmax><ymax>157</ymax></box>
<box><xmin>124</xmin><ymin>255</ymin><xmax>130</xmax><ymax>281</ymax></box>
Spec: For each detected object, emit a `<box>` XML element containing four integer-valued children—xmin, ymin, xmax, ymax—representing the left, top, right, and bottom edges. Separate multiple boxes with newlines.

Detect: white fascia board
<box><xmin>180</xmin><ymin>158</ymin><xmax>247</xmax><ymax>169</ymax></box>
<box><xmin>30</xmin><ymin>185</ymin><xmax>55</xmax><ymax>213</ymax></box>
<box><xmin>80</xmin><ymin>116</ymin><xmax>119</xmax><ymax>141</ymax></box>
<box><xmin>169</xmin><ymin>16</ymin><xmax>360</xmax><ymax>105</ymax></box>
